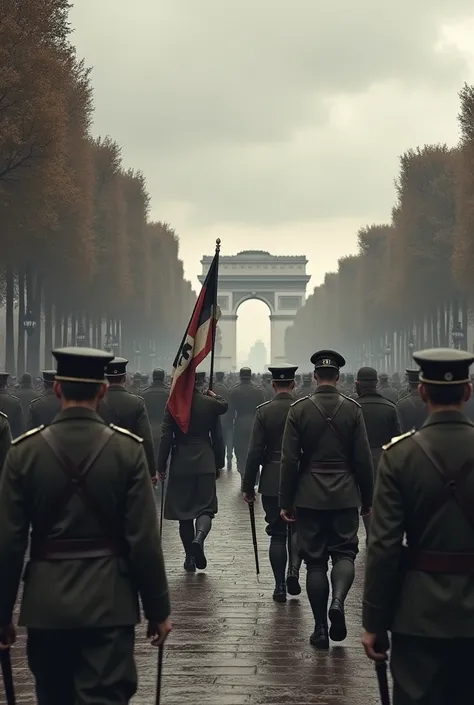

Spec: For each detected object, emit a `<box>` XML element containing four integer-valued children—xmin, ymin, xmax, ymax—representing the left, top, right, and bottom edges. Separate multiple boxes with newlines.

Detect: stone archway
<box><xmin>198</xmin><ymin>250</ymin><xmax>310</xmax><ymax>371</ymax></box>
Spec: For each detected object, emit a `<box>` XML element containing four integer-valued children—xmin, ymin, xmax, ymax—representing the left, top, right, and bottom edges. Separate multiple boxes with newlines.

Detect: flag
<box><xmin>167</xmin><ymin>249</ymin><xmax>220</xmax><ymax>432</ymax></box>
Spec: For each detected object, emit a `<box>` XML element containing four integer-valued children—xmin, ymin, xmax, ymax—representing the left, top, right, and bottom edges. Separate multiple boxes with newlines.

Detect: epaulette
<box><xmin>0</xmin><ymin>411</ymin><xmax>7</xmax><ymax>419</ymax></box>
<box><xmin>30</xmin><ymin>396</ymin><xmax>41</xmax><ymax>404</ymax></box>
<box><xmin>11</xmin><ymin>425</ymin><xmax>45</xmax><ymax>444</ymax></box>
<box><xmin>290</xmin><ymin>396</ymin><xmax>309</xmax><ymax>406</ymax></box>
<box><xmin>110</xmin><ymin>424</ymin><xmax>143</xmax><ymax>442</ymax></box>
<box><xmin>256</xmin><ymin>400</ymin><xmax>272</xmax><ymax>410</ymax></box>
<box><xmin>382</xmin><ymin>429</ymin><xmax>416</xmax><ymax>451</ymax></box>
<box><xmin>340</xmin><ymin>393</ymin><xmax>361</xmax><ymax>407</ymax></box>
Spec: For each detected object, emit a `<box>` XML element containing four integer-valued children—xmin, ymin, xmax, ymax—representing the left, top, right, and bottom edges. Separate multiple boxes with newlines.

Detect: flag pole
<box><xmin>208</xmin><ymin>238</ymin><xmax>221</xmax><ymax>392</ymax></box>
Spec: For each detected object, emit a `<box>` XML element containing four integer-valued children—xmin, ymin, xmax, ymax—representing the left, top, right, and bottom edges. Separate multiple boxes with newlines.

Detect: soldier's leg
<box><xmin>225</xmin><ymin>426</ymin><xmax>233</xmax><ymax>470</ymax></box>
<box><xmin>179</xmin><ymin>519</ymin><xmax>196</xmax><ymax>572</ymax></box>
<box><xmin>286</xmin><ymin>525</ymin><xmax>302</xmax><ymax>596</ymax></box>
<box><xmin>362</xmin><ymin>513</ymin><xmax>370</xmax><ymax>545</ymax></box>
<box><xmin>27</xmin><ymin>628</ymin><xmax>75</xmax><ymax>705</ymax></box>
<box><xmin>76</xmin><ymin>626</ymin><xmax>137</xmax><ymax>705</ymax></box>
<box><xmin>261</xmin><ymin>495</ymin><xmax>287</xmax><ymax>603</ymax></box>
<box><xmin>191</xmin><ymin>512</ymin><xmax>213</xmax><ymax>570</ymax></box>
<box><xmin>328</xmin><ymin>508</ymin><xmax>359</xmax><ymax>642</ymax></box>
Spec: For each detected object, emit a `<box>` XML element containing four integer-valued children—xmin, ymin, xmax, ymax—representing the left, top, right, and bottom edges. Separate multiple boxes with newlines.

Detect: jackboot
<box><xmin>273</xmin><ymin>583</ymin><xmax>287</xmax><ymax>603</ymax></box>
<box><xmin>286</xmin><ymin>531</ymin><xmax>302</xmax><ymax>596</ymax></box>
<box><xmin>183</xmin><ymin>555</ymin><xmax>196</xmax><ymax>572</ymax></box>
<box><xmin>310</xmin><ymin>623</ymin><xmax>329</xmax><ymax>650</ymax></box>
<box><xmin>190</xmin><ymin>531</ymin><xmax>207</xmax><ymax>570</ymax></box>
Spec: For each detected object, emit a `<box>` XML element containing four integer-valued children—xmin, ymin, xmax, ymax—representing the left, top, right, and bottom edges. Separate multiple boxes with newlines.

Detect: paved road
<box><xmin>3</xmin><ymin>469</ymin><xmax>383</xmax><ymax>704</ymax></box>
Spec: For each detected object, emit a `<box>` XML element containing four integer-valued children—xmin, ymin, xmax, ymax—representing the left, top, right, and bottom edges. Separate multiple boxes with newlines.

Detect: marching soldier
<box><xmin>378</xmin><ymin>372</ymin><xmax>398</xmax><ymax>403</ymax></box>
<box><xmin>0</xmin><ymin>413</ymin><xmax>12</xmax><ymax>478</ymax></box>
<box><xmin>0</xmin><ymin>347</ymin><xmax>171</xmax><ymax>704</ymax></box>
<box><xmin>280</xmin><ymin>350</ymin><xmax>373</xmax><ymax>649</ymax></box>
<box><xmin>396</xmin><ymin>368</ymin><xmax>428</xmax><ymax>432</ymax></box>
<box><xmin>129</xmin><ymin>372</ymin><xmax>142</xmax><ymax>395</ymax></box>
<box><xmin>295</xmin><ymin>372</ymin><xmax>313</xmax><ymax>399</ymax></box>
<box><xmin>98</xmin><ymin>358</ymin><xmax>156</xmax><ymax>479</ymax></box>
<box><xmin>214</xmin><ymin>371</ymin><xmax>233</xmax><ymax>470</ymax></box>
<box><xmin>140</xmin><ymin>368</ymin><xmax>169</xmax><ymax>458</ymax></box>
<box><xmin>354</xmin><ymin>367</ymin><xmax>401</xmax><ymax>542</ymax></box>
<box><xmin>0</xmin><ymin>372</ymin><xmax>24</xmax><ymax>439</ymax></box>
<box><xmin>242</xmin><ymin>365</ymin><xmax>302</xmax><ymax>603</ymax></box>
<box><xmin>27</xmin><ymin>371</ymin><xmax>61</xmax><ymax>430</ymax></box>
<box><xmin>229</xmin><ymin>367</ymin><xmax>265</xmax><ymax>483</ymax></box>
<box><xmin>362</xmin><ymin>348</ymin><xmax>474</xmax><ymax>704</ymax></box>
<box><xmin>157</xmin><ymin>372</ymin><xmax>227</xmax><ymax>572</ymax></box>
<box><xmin>15</xmin><ymin>372</ymin><xmax>40</xmax><ymax>421</ymax></box>
<box><xmin>261</xmin><ymin>373</ymin><xmax>274</xmax><ymax>401</ymax></box>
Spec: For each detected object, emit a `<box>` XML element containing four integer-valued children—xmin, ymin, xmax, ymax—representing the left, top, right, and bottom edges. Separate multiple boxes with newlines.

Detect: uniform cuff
<box><xmin>144</xmin><ymin>590</ymin><xmax>171</xmax><ymax>624</ymax></box>
<box><xmin>362</xmin><ymin>601</ymin><xmax>388</xmax><ymax>634</ymax></box>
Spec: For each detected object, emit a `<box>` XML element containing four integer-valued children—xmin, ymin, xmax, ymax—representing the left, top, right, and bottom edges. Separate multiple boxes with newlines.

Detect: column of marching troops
<box><xmin>0</xmin><ymin>345</ymin><xmax>473</xmax><ymax>704</ymax></box>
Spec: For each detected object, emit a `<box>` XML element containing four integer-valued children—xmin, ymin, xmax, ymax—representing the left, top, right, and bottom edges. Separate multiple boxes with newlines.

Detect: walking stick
<box><xmin>155</xmin><ymin>643</ymin><xmax>164</xmax><ymax>705</ymax></box>
<box><xmin>248</xmin><ymin>502</ymin><xmax>260</xmax><ymax>577</ymax></box>
<box><xmin>287</xmin><ymin>523</ymin><xmax>293</xmax><ymax>568</ymax></box>
<box><xmin>159</xmin><ymin>482</ymin><xmax>165</xmax><ymax>538</ymax></box>
<box><xmin>1</xmin><ymin>649</ymin><xmax>16</xmax><ymax>705</ymax></box>
<box><xmin>374</xmin><ymin>636</ymin><xmax>391</xmax><ymax>705</ymax></box>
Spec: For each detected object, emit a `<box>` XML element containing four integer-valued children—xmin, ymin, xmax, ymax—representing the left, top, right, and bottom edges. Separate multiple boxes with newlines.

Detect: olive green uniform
<box><xmin>15</xmin><ymin>385</ymin><xmax>40</xmax><ymax>421</ymax></box>
<box><xmin>0</xmin><ymin>407</ymin><xmax>170</xmax><ymax>705</ymax></box>
<box><xmin>0</xmin><ymin>412</ymin><xmax>12</xmax><ymax>477</ymax></box>
<box><xmin>230</xmin><ymin>381</ymin><xmax>265</xmax><ymax>475</ymax></box>
<box><xmin>0</xmin><ymin>389</ymin><xmax>24</xmax><ymax>439</ymax></box>
<box><xmin>363</xmin><ymin>411</ymin><xmax>474</xmax><ymax>704</ymax></box>
<box><xmin>357</xmin><ymin>391</ymin><xmax>401</xmax><ymax>472</ymax></box>
<box><xmin>214</xmin><ymin>380</ymin><xmax>233</xmax><ymax>468</ymax></box>
<box><xmin>396</xmin><ymin>390</ymin><xmax>428</xmax><ymax>433</ymax></box>
<box><xmin>140</xmin><ymin>381</ymin><xmax>169</xmax><ymax>457</ymax></box>
<box><xmin>98</xmin><ymin>385</ymin><xmax>155</xmax><ymax>477</ymax></box>
<box><xmin>27</xmin><ymin>389</ymin><xmax>61</xmax><ymax>430</ymax></box>
<box><xmin>378</xmin><ymin>383</ymin><xmax>398</xmax><ymax>404</ymax></box>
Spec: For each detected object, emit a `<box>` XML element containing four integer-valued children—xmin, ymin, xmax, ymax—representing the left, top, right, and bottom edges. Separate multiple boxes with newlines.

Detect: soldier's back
<box><xmin>99</xmin><ymin>385</ymin><xmax>144</xmax><ymax>428</ymax></box>
<box><xmin>0</xmin><ymin>390</ymin><xmax>24</xmax><ymax>437</ymax></box>
<box><xmin>27</xmin><ymin>391</ymin><xmax>61</xmax><ymax>429</ymax></box>
<box><xmin>396</xmin><ymin>391</ymin><xmax>428</xmax><ymax>432</ymax></box>
<box><xmin>357</xmin><ymin>391</ymin><xmax>400</xmax><ymax>466</ymax></box>
<box><xmin>140</xmin><ymin>383</ymin><xmax>169</xmax><ymax>430</ymax></box>
<box><xmin>379</xmin><ymin>385</ymin><xmax>398</xmax><ymax>403</ymax></box>
<box><xmin>232</xmin><ymin>382</ymin><xmax>265</xmax><ymax>415</ymax></box>
<box><xmin>15</xmin><ymin>386</ymin><xmax>40</xmax><ymax>420</ymax></box>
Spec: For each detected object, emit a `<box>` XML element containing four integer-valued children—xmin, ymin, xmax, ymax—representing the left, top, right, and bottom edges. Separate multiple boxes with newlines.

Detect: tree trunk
<box><xmin>54</xmin><ymin>305</ymin><xmax>62</xmax><ymax>348</ymax></box>
<box><xmin>43</xmin><ymin>285</ymin><xmax>53</xmax><ymax>369</ymax></box>
<box><xmin>17</xmin><ymin>267</ymin><xmax>26</xmax><ymax>376</ymax></box>
<box><xmin>26</xmin><ymin>268</ymin><xmax>42</xmax><ymax>376</ymax></box>
<box><xmin>5</xmin><ymin>264</ymin><xmax>15</xmax><ymax>374</ymax></box>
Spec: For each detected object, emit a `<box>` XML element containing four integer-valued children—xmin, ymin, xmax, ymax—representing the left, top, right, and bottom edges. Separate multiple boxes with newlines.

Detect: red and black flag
<box><xmin>167</xmin><ymin>244</ymin><xmax>220</xmax><ymax>433</ymax></box>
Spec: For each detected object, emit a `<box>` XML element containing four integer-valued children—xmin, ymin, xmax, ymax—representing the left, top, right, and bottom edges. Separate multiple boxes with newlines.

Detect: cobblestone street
<box><xmin>3</xmin><ymin>469</ymin><xmax>383</xmax><ymax>704</ymax></box>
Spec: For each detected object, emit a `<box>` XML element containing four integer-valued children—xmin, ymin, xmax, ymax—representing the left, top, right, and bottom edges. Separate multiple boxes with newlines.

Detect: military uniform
<box><xmin>0</xmin><ymin>373</ymin><xmax>25</xmax><ymax>439</ymax></box>
<box><xmin>229</xmin><ymin>367</ymin><xmax>265</xmax><ymax>479</ymax></box>
<box><xmin>396</xmin><ymin>369</ymin><xmax>428</xmax><ymax>433</ymax></box>
<box><xmin>214</xmin><ymin>372</ymin><xmax>233</xmax><ymax>469</ymax></box>
<box><xmin>15</xmin><ymin>373</ymin><xmax>40</xmax><ymax>421</ymax></box>
<box><xmin>157</xmin><ymin>374</ymin><xmax>227</xmax><ymax>571</ymax></box>
<box><xmin>0</xmin><ymin>347</ymin><xmax>170</xmax><ymax>705</ymax></box>
<box><xmin>98</xmin><ymin>358</ymin><xmax>155</xmax><ymax>478</ymax></box>
<box><xmin>280</xmin><ymin>350</ymin><xmax>374</xmax><ymax>649</ymax></box>
<box><xmin>128</xmin><ymin>372</ymin><xmax>142</xmax><ymax>396</ymax></box>
<box><xmin>0</xmin><ymin>412</ymin><xmax>12</xmax><ymax>477</ymax></box>
<box><xmin>27</xmin><ymin>371</ymin><xmax>62</xmax><ymax>430</ymax></box>
<box><xmin>378</xmin><ymin>374</ymin><xmax>399</xmax><ymax>403</ymax></box>
<box><xmin>295</xmin><ymin>373</ymin><xmax>313</xmax><ymax>400</ymax></box>
<box><xmin>140</xmin><ymin>368</ymin><xmax>169</xmax><ymax>458</ymax></box>
<box><xmin>363</xmin><ymin>348</ymin><xmax>474</xmax><ymax>705</ymax></box>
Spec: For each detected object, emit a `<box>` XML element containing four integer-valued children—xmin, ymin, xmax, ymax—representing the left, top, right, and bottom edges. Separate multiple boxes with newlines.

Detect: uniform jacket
<box><xmin>98</xmin><ymin>385</ymin><xmax>155</xmax><ymax>476</ymax></box>
<box><xmin>0</xmin><ymin>390</ymin><xmax>24</xmax><ymax>439</ymax></box>
<box><xmin>213</xmin><ymin>382</ymin><xmax>232</xmax><ymax>430</ymax></box>
<box><xmin>15</xmin><ymin>386</ymin><xmax>40</xmax><ymax>422</ymax></box>
<box><xmin>140</xmin><ymin>382</ymin><xmax>169</xmax><ymax>452</ymax></box>
<box><xmin>157</xmin><ymin>390</ymin><xmax>228</xmax><ymax>477</ymax></box>
<box><xmin>0</xmin><ymin>407</ymin><xmax>170</xmax><ymax>629</ymax></box>
<box><xmin>363</xmin><ymin>410</ymin><xmax>474</xmax><ymax>638</ymax></box>
<box><xmin>230</xmin><ymin>382</ymin><xmax>265</xmax><ymax>453</ymax></box>
<box><xmin>0</xmin><ymin>413</ymin><xmax>12</xmax><ymax>478</ymax></box>
<box><xmin>280</xmin><ymin>385</ymin><xmax>374</xmax><ymax>511</ymax></box>
<box><xmin>357</xmin><ymin>391</ymin><xmax>401</xmax><ymax>470</ymax></box>
<box><xmin>242</xmin><ymin>392</ymin><xmax>294</xmax><ymax>497</ymax></box>
<box><xmin>378</xmin><ymin>384</ymin><xmax>398</xmax><ymax>404</ymax></box>
<box><xmin>27</xmin><ymin>389</ymin><xmax>61</xmax><ymax>430</ymax></box>
<box><xmin>295</xmin><ymin>383</ymin><xmax>313</xmax><ymax>400</ymax></box>
<box><xmin>396</xmin><ymin>390</ymin><xmax>428</xmax><ymax>433</ymax></box>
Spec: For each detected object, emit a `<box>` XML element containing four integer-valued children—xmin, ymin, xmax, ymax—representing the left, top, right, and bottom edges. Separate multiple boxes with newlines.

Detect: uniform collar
<box><xmin>314</xmin><ymin>384</ymin><xmax>338</xmax><ymax>394</ymax></box>
<box><xmin>357</xmin><ymin>390</ymin><xmax>383</xmax><ymax>399</ymax></box>
<box><xmin>52</xmin><ymin>407</ymin><xmax>105</xmax><ymax>424</ymax></box>
<box><xmin>423</xmin><ymin>409</ymin><xmax>473</xmax><ymax>428</ymax></box>
<box><xmin>274</xmin><ymin>392</ymin><xmax>294</xmax><ymax>399</ymax></box>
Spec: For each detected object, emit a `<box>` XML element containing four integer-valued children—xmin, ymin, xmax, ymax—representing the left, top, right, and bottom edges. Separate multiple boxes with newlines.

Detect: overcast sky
<box><xmin>70</xmin><ymin>1</ymin><xmax>474</xmax><ymax>364</ymax></box>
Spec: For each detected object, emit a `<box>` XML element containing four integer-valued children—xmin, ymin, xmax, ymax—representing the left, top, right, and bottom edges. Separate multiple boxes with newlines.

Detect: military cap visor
<box><xmin>41</xmin><ymin>370</ymin><xmax>56</xmax><ymax>383</ymax></box>
<box><xmin>406</xmin><ymin>368</ymin><xmax>420</xmax><ymax>384</ymax></box>
<box><xmin>105</xmin><ymin>357</ymin><xmax>129</xmax><ymax>377</ymax></box>
<box><xmin>356</xmin><ymin>366</ymin><xmax>378</xmax><ymax>382</ymax></box>
<box><xmin>152</xmin><ymin>367</ymin><xmax>165</xmax><ymax>381</ymax></box>
<box><xmin>268</xmin><ymin>364</ymin><xmax>298</xmax><ymax>382</ymax></box>
<box><xmin>413</xmin><ymin>348</ymin><xmax>474</xmax><ymax>385</ymax></box>
<box><xmin>310</xmin><ymin>349</ymin><xmax>346</xmax><ymax>370</ymax></box>
<box><xmin>53</xmin><ymin>347</ymin><xmax>114</xmax><ymax>383</ymax></box>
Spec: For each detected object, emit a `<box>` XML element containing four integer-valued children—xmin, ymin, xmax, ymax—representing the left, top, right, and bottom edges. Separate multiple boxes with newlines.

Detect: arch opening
<box><xmin>236</xmin><ymin>298</ymin><xmax>271</xmax><ymax>371</ymax></box>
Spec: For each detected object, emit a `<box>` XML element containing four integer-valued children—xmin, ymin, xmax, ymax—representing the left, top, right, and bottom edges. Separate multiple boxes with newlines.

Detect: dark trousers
<box><xmin>391</xmin><ymin>634</ymin><xmax>474</xmax><ymax>705</ymax></box>
<box><xmin>27</xmin><ymin>627</ymin><xmax>137</xmax><ymax>705</ymax></box>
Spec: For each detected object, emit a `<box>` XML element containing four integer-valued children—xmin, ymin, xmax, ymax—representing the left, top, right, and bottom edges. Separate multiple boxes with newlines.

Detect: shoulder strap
<box><xmin>308</xmin><ymin>395</ymin><xmax>348</xmax><ymax>457</ymax></box>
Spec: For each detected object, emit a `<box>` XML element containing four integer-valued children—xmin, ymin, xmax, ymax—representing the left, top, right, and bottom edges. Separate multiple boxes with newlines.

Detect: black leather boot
<box><xmin>328</xmin><ymin>597</ymin><xmax>347</xmax><ymax>642</ymax></box>
<box><xmin>310</xmin><ymin>623</ymin><xmax>329</xmax><ymax>650</ymax></box>
<box><xmin>286</xmin><ymin>565</ymin><xmax>301</xmax><ymax>596</ymax></box>
<box><xmin>191</xmin><ymin>530</ymin><xmax>207</xmax><ymax>569</ymax></box>
<box><xmin>183</xmin><ymin>555</ymin><xmax>196</xmax><ymax>572</ymax></box>
<box><xmin>273</xmin><ymin>583</ymin><xmax>287</xmax><ymax>603</ymax></box>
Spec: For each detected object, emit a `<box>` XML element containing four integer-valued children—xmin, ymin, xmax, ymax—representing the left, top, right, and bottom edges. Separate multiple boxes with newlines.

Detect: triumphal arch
<box><xmin>198</xmin><ymin>250</ymin><xmax>310</xmax><ymax>371</ymax></box>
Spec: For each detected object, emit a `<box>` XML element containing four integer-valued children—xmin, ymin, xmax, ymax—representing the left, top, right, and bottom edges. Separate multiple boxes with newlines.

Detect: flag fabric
<box><xmin>167</xmin><ymin>251</ymin><xmax>220</xmax><ymax>433</ymax></box>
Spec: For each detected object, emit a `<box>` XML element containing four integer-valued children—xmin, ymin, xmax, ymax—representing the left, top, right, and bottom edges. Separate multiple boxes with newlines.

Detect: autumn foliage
<box><xmin>0</xmin><ymin>1</ymin><xmax>195</xmax><ymax>375</ymax></box>
<box><xmin>286</xmin><ymin>88</ymin><xmax>474</xmax><ymax>372</ymax></box>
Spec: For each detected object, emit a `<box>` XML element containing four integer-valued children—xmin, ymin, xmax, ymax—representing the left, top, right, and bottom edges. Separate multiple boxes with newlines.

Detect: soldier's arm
<box><xmin>26</xmin><ymin>402</ymin><xmax>37</xmax><ymax>431</ymax></box>
<box><xmin>135</xmin><ymin>399</ymin><xmax>156</xmax><ymax>477</ymax></box>
<box><xmin>0</xmin><ymin>449</ymin><xmax>30</xmax><ymax>626</ymax></box>
<box><xmin>363</xmin><ymin>450</ymin><xmax>405</xmax><ymax>633</ymax></box>
<box><xmin>351</xmin><ymin>408</ymin><xmax>374</xmax><ymax>508</ymax></box>
<box><xmin>391</xmin><ymin>406</ymin><xmax>401</xmax><ymax>438</ymax></box>
<box><xmin>124</xmin><ymin>443</ymin><xmax>171</xmax><ymax>624</ymax></box>
<box><xmin>211</xmin><ymin>416</ymin><xmax>225</xmax><ymax>470</ymax></box>
<box><xmin>242</xmin><ymin>409</ymin><xmax>266</xmax><ymax>494</ymax></box>
<box><xmin>157</xmin><ymin>407</ymin><xmax>174</xmax><ymax>475</ymax></box>
<box><xmin>0</xmin><ymin>420</ymin><xmax>12</xmax><ymax>477</ymax></box>
<box><xmin>279</xmin><ymin>405</ymin><xmax>301</xmax><ymax>509</ymax></box>
<box><xmin>209</xmin><ymin>394</ymin><xmax>228</xmax><ymax>415</ymax></box>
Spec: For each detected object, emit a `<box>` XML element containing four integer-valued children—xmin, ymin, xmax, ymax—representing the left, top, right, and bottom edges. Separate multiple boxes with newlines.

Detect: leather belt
<box><xmin>30</xmin><ymin>538</ymin><xmax>123</xmax><ymax>561</ymax></box>
<box><xmin>408</xmin><ymin>550</ymin><xmax>474</xmax><ymax>575</ymax></box>
<box><xmin>310</xmin><ymin>461</ymin><xmax>349</xmax><ymax>474</ymax></box>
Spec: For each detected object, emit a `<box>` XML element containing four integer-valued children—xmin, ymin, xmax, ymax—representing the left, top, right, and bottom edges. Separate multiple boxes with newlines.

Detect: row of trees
<box><xmin>0</xmin><ymin>0</ymin><xmax>195</xmax><ymax>376</ymax></box>
<box><xmin>285</xmin><ymin>84</ymin><xmax>474</xmax><ymax>373</ymax></box>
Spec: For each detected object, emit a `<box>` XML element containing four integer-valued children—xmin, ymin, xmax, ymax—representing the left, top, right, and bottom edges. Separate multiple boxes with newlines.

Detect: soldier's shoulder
<box><xmin>110</xmin><ymin>424</ymin><xmax>143</xmax><ymax>443</ymax></box>
<box><xmin>0</xmin><ymin>411</ymin><xmax>7</xmax><ymax>419</ymax></box>
<box><xmin>10</xmin><ymin>394</ymin><xmax>21</xmax><ymax>402</ymax></box>
<box><xmin>256</xmin><ymin>399</ymin><xmax>272</xmax><ymax>410</ymax></box>
<box><xmin>30</xmin><ymin>396</ymin><xmax>42</xmax><ymax>404</ymax></box>
<box><xmin>290</xmin><ymin>395</ymin><xmax>309</xmax><ymax>407</ymax></box>
<box><xmin>382</xmin><ymin>429</ymin><xmax>416</xmax><ymax>451</ymax></box>
<box><xmin>340</xmin><ymin>393</ymin><xmax>361</xmax><ymax>408</ymax></box>
<box><xmin>11</xmin><ymin>425</ymin><xmax>45</xmax><ymax>445</ymax></box>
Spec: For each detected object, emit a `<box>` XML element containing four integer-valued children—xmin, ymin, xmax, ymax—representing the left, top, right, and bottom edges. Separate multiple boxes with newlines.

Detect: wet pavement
<box><xmin>3</xmin><ymin>469</ymin><xmax>383</xmax><ymax>704</ymax></box>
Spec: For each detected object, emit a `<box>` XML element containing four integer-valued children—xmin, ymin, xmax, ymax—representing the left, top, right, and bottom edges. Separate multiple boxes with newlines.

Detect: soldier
<box><xmin>27</xmin><ymin>370</ymin><xmax>61</xmax><ymax>431</ymax></box>
<box><xmin>296</xmin><ymin>372</ymin><xmax>313</xmax><ymax>399</ymax></box>
<box><xmin>396</xmin><ymin>368</ymin><xmax>428</xmax><ymax>433</ymax></box>
<box><xmin>261</xmin><ymin>373</ymin><xmax>274</xmax><ymax>401</ymax></box>
<box><xmin>15</xmin><ymin>372</ymin><xmax>40</xmax><ymax>421</ymax></box>
<box><xmin>140</xmin><ymin>368</ymin><xmax>169</xmax><ymax>458</ymax></box>
<box><xmin>0</xmin><ymin>412</ymin><xmax>12</xmax><ymax>477</ymax></box>
<box><xmin>362</xmin><ymin>348</ymin><xmax>474</xmax><ymax>705</ymax></box>
<box><xmin>141</xmin><ymin>373</ymin><xmax>149</xmax><ymax>388</ymax></box>
<box><xmin>343</xmin><ymin>372</ymin><xmax>355</xmax><ymax>397</ymax></box>
<box><xmin>354</xmin><ymin>367</ymin><xmax>401</xmax><ymax>542</ymax></box>
<box><xmin>97</xmin><ymin>358</ymin><xmax>155</xmax><ymax>479</ymax></box>
<box><xmin>243</xmin><ymin>364</ymin><xmax>303</xmax><ymax>602</ymax></box>
<box><xmin>229</xmin><ymin>367</ymin><xmax>265</xmax><ymax>483</ymax></box>
<box><xmin>214</xmin><ymin>371</ymin><xmax>233</xmax><ymax>470</ymax></box>
<box><xmin>378</xmin><ymin>372</ymin><xmax>398</xmax><ymax>403</ymax></box>
<box><xmin>157</xmin><ymin>371</ymin><xmax>227</xmax><ymax>572</ymax></box>
<box><xmin>129</xmin><ymin>371</ymin><xmax>142</xmax><ymax>395</ymax></box>
<box><xmin>397</xmin><ymin>372</ymin><xmax>411</xmax><ymax>401</ymax></box>
<box><xmin>0</xmin><ymin>347</ymin><xmax>171</xmax><ymax>704</ymax></box>
<box><xmin>280</xmin><ymin>350</ymin><xmax>373</xmax><ymax>649</ymax></box>
<box><xmin>0</xmin><ymin>372</ymin><xmax>24</xmax><ymax>439</ymax></box>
